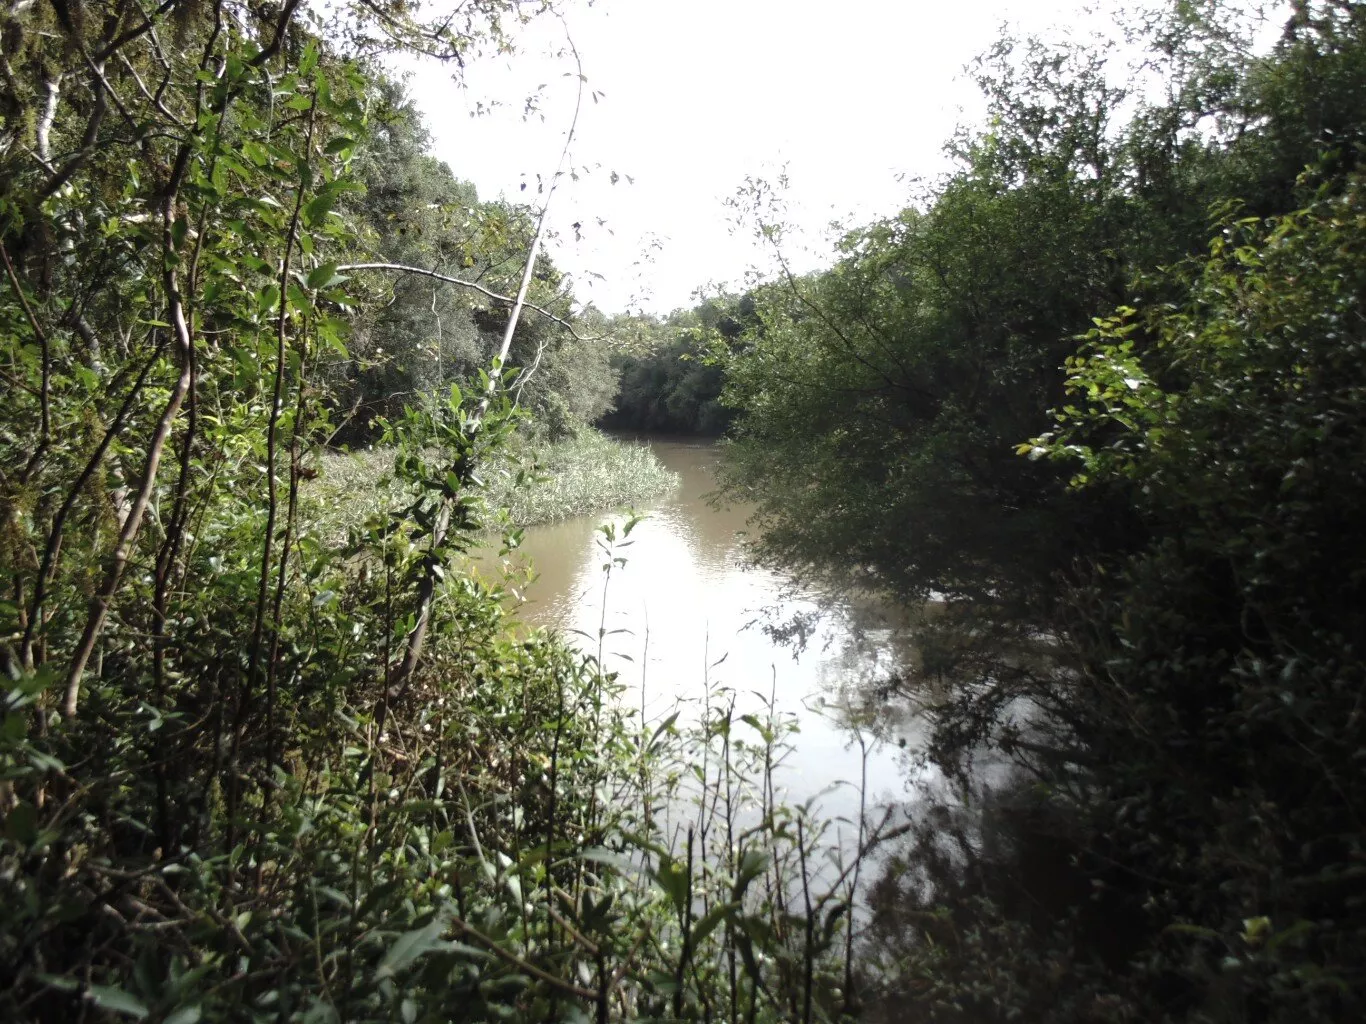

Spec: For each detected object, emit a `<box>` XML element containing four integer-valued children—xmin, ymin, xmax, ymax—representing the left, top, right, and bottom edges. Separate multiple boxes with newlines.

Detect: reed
<box><xmin>303</xmin><ymin>428</ymin><xmax>678</xmax><ymax>544</ymax></box>
<box><xmin>492</xmin><ymin>429</ymin><xmax>678</xmax><ymax>526</ymax></box>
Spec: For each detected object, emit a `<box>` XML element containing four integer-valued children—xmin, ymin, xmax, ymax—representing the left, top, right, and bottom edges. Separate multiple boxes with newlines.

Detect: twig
<box><xmin>608</xmin><ymin>926</ymin><xmax>652</xmax><ymax>989</ymax></box>
<box><xmin>241</xmin><ymin>103</ymin><xmax>315</xmax><ymax>772</ymax></box>
<box><xmin>150</xmin><ymin>876</ymin><xmax>254</xmax><ymax>956</ymax></box>
<box><xmin>451</xmin><ymin>915</ymin><xmax>597</xmax><ymax>1001</ymax></box>
<box><xmin>797</xmin><ymin>818</ymin><xmax>813</xmax><ymax>1024</ymax></box>
<box><xmin>547</xmin><ymin>905</ymin><xmax>600</xmax><ymax>956</ymax></box>
<box><xmin>1</xmin><ymin>241</ymin><xmax>50</xmax><ymax>473</ymax></box>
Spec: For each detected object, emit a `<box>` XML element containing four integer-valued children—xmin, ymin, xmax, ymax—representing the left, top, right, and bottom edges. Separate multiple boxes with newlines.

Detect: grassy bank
<box><xmin>307</xmin><ymin>428</ymin><xmax>678</xmax><ymax>542</ymax></box>
<box><xmin>496</xmin><ymin>428</ymin><xmax>678</xmax><ymax>524</ymax></box>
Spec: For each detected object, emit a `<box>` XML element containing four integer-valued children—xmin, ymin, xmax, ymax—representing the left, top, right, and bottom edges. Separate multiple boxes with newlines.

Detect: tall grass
<box><xmin>494</xmin><ymin>429</ymin><xmax>678</xmax><ymax>526</ymax></box>
<box><xmin>304</xmin><ymin>428</ymin><xmax>678</xmax><ymax>544</ymax></box>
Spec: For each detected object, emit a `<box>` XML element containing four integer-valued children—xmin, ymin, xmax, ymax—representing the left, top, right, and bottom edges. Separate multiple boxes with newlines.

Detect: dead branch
<box><xmin>336</xmin><ymin>262</ymin><xmax>592</xmax><ymax>342</ymax></box>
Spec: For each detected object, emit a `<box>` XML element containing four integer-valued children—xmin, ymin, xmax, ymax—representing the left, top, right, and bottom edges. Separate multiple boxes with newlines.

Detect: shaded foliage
<box><xmin>598</xmin><ymin>298</ymin><xmax>751</xmax><ymax>436</ymax></box>
<box><xmin>719</xmin><ymin>2</ymin><xmax>1366</xmax><ymax>1022</ymax></box>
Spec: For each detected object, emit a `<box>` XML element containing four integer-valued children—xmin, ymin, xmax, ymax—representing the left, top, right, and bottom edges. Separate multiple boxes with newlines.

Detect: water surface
<box><xmin>481</xmin><ymin>438</ymin><xmax>921</xmax><ymax>820</ymax></box>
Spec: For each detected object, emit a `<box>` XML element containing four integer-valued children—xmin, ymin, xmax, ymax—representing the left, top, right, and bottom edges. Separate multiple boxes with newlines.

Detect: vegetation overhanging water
<box><xmin>3</xmin><ymin>2</ymin><xmax>1365</xmax><ymax>1022</ymax></box>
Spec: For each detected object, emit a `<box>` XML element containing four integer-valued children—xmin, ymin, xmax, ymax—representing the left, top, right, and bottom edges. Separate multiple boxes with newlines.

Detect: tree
<box><xmin>600</xmin><ymin>299</ymin><xmax>744</xmax><ymax>436</ymax></box>
<box><xmin>330</xmin><ymin>82</ymin><xmax>601</xmax><ymax>440</ymax></box>
<box><xmin>717</xmin><ymin>0</ymin><xmax>1366</xmax><ymax>666</ymax></box>
<box><xmin>723</xmin><ymin>4</ymin><xmax>1366</xmax><ymax>1019</ymax></box>
<box><xmin>717</xmin><ymin>37</ymin><xmax>1149</xmax><ymax>632</ymax></box>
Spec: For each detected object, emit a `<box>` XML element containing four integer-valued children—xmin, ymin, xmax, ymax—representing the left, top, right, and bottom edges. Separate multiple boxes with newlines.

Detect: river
<box><xmin>478</xmin><ymin>437</ymin><xmax>922</xmax><ymax>824</ymax></box>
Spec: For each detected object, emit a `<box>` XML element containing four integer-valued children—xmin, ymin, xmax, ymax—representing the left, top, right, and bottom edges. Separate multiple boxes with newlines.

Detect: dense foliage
<box><xmin>598</xmin><ymin>299</ymin><xmax>747</xmax><ymax>436</ymax></box>
<box><xmin>7</xmin><ymin>0</ymin><xmax>1366</xmax><ymax>1019</ymax></box>
<box><xmin>329</xmin><ymin>82</ymin><xmax>619</xmax><ymax>442</ymax></box>
<box><xmin>717</xmin><ymin>2</ymin><xmax>1366</xmax><ymax>1021</ymax></box>
<box><xmin>0</xmin><ymin>2</ymin><xmax>881</xmax><ymax>1022</ymax></box>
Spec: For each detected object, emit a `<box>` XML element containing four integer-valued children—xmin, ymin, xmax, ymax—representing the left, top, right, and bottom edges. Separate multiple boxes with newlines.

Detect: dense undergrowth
<box><xmin>1</xmin><ymin>501</ymin><xmax>889</xmax><ymax>1022</ymax></box>
<box><xmin>0</xmin><ymin>2</ymin><xmax>890</xmax><ymax>1021</ymax></box>
<box><xmin>2</xmin><ymin>490</ymin><xmax>887</xmax><ymax>1023</ymax></box>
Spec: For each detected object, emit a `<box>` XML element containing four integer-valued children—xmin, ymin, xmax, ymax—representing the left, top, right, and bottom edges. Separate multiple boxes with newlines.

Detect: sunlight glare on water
<box><xmin>481</xmin><ymin>438</ymin><xmax>925</xmax><ymax>822</ymax></box>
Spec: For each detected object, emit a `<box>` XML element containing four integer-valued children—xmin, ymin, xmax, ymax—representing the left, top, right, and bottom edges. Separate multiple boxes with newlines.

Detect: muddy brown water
<box><xmin>471</xmin><ymin>438</ymin><xmax>924</xmax><ymax>822</ymax></box>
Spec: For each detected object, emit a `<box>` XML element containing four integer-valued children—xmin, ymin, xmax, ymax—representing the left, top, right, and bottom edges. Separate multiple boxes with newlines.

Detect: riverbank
<box><xmin>306</xmin><ymin>428</ymin><xmax>679</xmax><ymax>542</ymax></box>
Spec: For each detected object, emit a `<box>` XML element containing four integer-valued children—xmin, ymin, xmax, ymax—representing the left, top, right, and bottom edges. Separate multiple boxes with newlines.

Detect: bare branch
<box><xmin>336</xmin><ymin>262</ymin><xmax>593</xmax><ymax>342</ymax></box>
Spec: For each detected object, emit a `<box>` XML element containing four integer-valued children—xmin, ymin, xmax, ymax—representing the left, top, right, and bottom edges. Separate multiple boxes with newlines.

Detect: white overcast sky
<box><xmin>395</xmin><ymin>0</ymin><xmax>1167</xmax><ymax>314</ymax></box>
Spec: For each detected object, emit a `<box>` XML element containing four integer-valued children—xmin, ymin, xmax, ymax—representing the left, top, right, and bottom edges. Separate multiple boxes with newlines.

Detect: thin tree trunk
<box><xmin>62</xmin><ymin>170</ymin><xmax>194</xmax><ymax>717</ymax></box>
<box><xmin>383</xmin><ymin>37</ymin><xmax>584</xmax><ymax>700</ymax></box>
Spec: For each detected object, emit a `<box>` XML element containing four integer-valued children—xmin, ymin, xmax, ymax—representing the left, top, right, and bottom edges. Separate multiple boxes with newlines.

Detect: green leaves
<box><xmin>307</xmin><ymin>263</ymin><xmax>349</xmax><ymax>290</ymax></box>
<box><xmin>85</xmin><ymin>985</ymin><xmax>149</xmax><ymax>1019</ymax></box>
<box><xmin>733</xmin><ymin>848</ymin><xmax>769</xmax><ymax>897</ymax></box>
<box><xmin>690</xmin><ymin>901</ymin><xmax>741</xmax><ymax>946</ymax></box>
<box><xmin>3</xmin><ymin>801</ymin><xmax>38</xmax><ymax>844</ymax></box>
<box><xmin>257</xmin><ymin>283</ymin><xmax>281</xmax><ymax>317</ymax></box>
<box><xmin>376</xmin><ymin>912</ymin><xmax>453</xmax><ymax>980</ymax></box>
<box><xmin>303</xmin><ymin>180</ymin><xmax>364</xmax><ymax>228</ymax></box>
<box><xmin>163</xmin><ymin>1005</ymin><xmax>203</xmax><ymax>1024</ymax></box>
<box><xmin>650</xmin><ymin>853</ymin><xmax>691</xmax><ymax>915</ymax></box>
<box><xmin>241</xmin><ymin>139</ymin><xmax>271</xmax><ymax>167</ymax></box>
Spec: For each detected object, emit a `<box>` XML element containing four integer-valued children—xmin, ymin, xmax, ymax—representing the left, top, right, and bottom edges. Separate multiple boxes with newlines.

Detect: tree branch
<box><xmin>93</xmin><ymin>0</ymin><xmax>185</xmax><ymax>62</ymax></box>
<box><xmin>21</xmin><ymin>341</ymin><xmax>163</xmax><ymax>670</ymax></box>
<box><xmin>383</xmin><ymin>21</ymin><xmax>586</xmax><ymax>701</ymax></box>
<box><xmin>37</xmin><ymin>62</ymin><xmax>107</xmax><ymax>201</ymax></box>
<box><xmin>247</xmin><ymin>0</ymin><xmax>304</xmax><ymax>68</ymax></box>
<box><xmin>450</xmin><ymin>915</ymin><xmax>597</xmax><ymax>1002</ymax></box>
<box><xmin>62</xmin><ymin>149</ymin><xmax>195</xmax><ymax>717</ymax></box>
<box><xmin>336</xmin><ymin>262</ymin><xmax>591</xmax><ymax>341</ymax></box>
<box><xmin>36</xmin><ymin>73</ymin><xmax>61</xmax><ymax>163</ymax></box>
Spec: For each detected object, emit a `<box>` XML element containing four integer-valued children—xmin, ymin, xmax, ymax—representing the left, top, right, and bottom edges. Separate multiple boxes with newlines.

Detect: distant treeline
<box><xmin>596</xmin><ymin>297</ymin><xmax>754</xmax><ymax>436</ymax></box>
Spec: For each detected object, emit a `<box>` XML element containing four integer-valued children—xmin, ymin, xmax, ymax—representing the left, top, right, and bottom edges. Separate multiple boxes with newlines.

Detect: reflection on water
<box><xmin>475</xmin><ymin>438</ymin><xmax>922</xmax><ymax>820</ymax></box>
